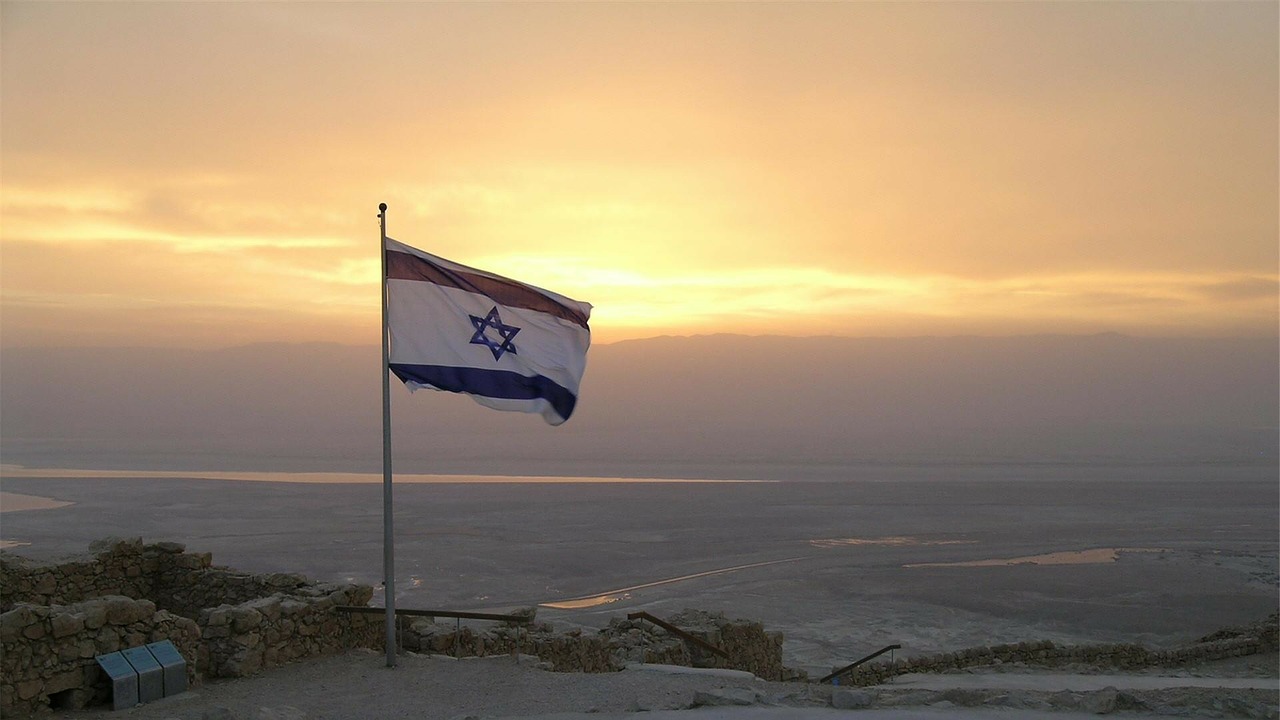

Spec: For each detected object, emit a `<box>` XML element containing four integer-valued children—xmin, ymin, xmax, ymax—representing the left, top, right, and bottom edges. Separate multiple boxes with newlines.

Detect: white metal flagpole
<box><xmin>378</xmin><ymin>202</ymin><xmax>397</xmax><ymax>668</ymax></box>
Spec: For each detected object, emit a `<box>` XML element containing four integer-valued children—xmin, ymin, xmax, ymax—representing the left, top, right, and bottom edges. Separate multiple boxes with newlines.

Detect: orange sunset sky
<box><xmin>2</xmin><ymin>1</ymin><xmax>1276</xmax><ymax>349</ymax></box>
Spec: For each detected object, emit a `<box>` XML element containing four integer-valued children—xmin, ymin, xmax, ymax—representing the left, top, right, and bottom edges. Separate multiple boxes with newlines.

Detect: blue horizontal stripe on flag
<box><xmin>389</xmin><ymin>363</ymin><xmax>578</xmax><ymax>423</ymax></box>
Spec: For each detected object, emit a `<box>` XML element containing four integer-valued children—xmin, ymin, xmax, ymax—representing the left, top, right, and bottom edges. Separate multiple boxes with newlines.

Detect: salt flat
<box><xmin>1</xmin><ymin>464</ymin><xmax>1275</xmax><ymax>676</ymax></box>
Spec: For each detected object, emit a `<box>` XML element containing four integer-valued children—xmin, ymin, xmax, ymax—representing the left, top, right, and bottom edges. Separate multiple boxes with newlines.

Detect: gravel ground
<box><xmin>45</xmin><ymin>650</ymin><xmax>1279</xmax><ymax>720</ymax></box>
<box><xmin>51</xmin><ymin>652</ymin><xmax>818</xmax><ymax>720</ymax></box>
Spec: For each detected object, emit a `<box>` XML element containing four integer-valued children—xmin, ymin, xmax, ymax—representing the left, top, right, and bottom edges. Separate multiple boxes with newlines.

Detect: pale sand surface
<box><xmin>902</xmin><ymin>547</ymin><xmax>1164</xmax><ymax>568</ymax></box>
<box><xmin>0</xmin><ymin>490</ymin><xmax>73</xmax><ymax>512</ymax></box>
<box><xmin>45</xmin><ymin>651</ymin><xmax>1279</xmax><ymax>720</ymax></box>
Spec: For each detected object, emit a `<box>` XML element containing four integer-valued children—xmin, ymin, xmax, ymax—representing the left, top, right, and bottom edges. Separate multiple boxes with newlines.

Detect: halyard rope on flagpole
<box><xmin>379</xmin><ymin>202</ymin><xmax>397</xmax><ymax>668</ymax></box>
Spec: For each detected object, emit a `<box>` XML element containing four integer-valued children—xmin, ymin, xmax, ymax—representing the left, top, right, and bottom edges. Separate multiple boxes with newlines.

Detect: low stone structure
<box><xmin>9</xmin><ymin>537</ymin><xmax>1271</xmax><ymax>716</ymax></box>
<box><xmin>199</xmin><ymin>584</ymin><xmax>378</xmax><ymax>678</ymax></box>
<box><xmin>1</xmin><ymin>539</ymin><xmax>380</xmax><ymax>715</ymax></box>
<box><xmin>0</xmin><ymin>538</ymin><xmax>169</xmax><ymax>610</ymax></box>
<box><xmin>678</xmin><ymin>609</ymin><xmax>787</xmax><ymax>680</ymax></box>
<box><xmin>0</xmin><ymin>595</ymin><xmax>200</xmax><ymax>712</ymax></box>
<box><xmin>0</xmin><ymin>538</ymin><xmax>338</xmax><ymax>623</ymax></box>
<box><xmin>1</xmin><ymin>541</ymin><xmax>792</xmax><ymax>715</ymax></box>
<box><xmin>399</xmin><ymin>609</ymin><xmax>789</xmax><ymax>680</ymax></box>
<box><xmin>828</xmin><ymin>613</ymin><xmax>1280</xmax><ymax>686</ymax></box>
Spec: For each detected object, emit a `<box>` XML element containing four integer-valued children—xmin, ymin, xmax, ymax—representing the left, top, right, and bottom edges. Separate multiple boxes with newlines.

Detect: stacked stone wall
<box><xmin>403</xmin><ymin>621</ymin><xmax>624</xmax><ymax>673</ymax></box>
<box><xmin>832</xmin><ymin>613</ymin><xmax>1280</xmax><ymax>686</ymax></box>
<box><xmin>154</xmin><ymin>564</ymin><xmax>312</xmax><ymax>621</ymax></box>
<box><xmin>398</xmin><ymin>609</ymin><xmax>786</xmax><ymax>679</ymax></box>
<box><xmin>0</xmin><ymin>540</ymin><xmax>381</xmax><ymax>715</ymax></box>
<box><xmin>200</xmin><ymin>586</ymin><xmax>381</xmax><ymax>677</ymax></box>
<box><xmin>13</xmin><ymin>537</ymin><xmax>1271</xmax><ymax>715</ymax></box>
<box><xmin>0</xmin><ymin>538</ymin><xmax>160</xmax><ymax>611</ymax></box>
<box><xmin>0</xmin><ymin>596</ymin><xmax>200</xmax><ymax>716</ymax></box>
<box><xmin>667</xmin><ymin>609</ymin><xmax>785</xmax><ymax>680</ymax></box>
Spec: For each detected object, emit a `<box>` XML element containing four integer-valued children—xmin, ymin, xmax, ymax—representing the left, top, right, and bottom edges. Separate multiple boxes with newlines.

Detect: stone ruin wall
<box><xmin>400</xmin><ymin>609</ymin><xmax>787</xmax><ymax>680</ymax></box>
<box><xmin>0</xmin><ymin>539</ymin><xmax>334</xmax><ymax>623</ymax></box>
<box><xmin>0</xmin><ymin>539</ymin><xmax>165</xmax><ymax>611</ymax></box>
<box><xmin>198</xmin><ymin>585</ymin><xmax>379</xmax><ymax>678</ymax></box>
<box><xmin>1</xmin><ymin>596</ymin><xmax>201</xmax><ymax>713</ymax></box>
<box><xmin>1</xmin><ymin>539</ymin><xmax>380</xmax><ymax>716</ymax></box>
<box><xmin>832</xmin><ymin>613</ymin><xmax>1280</xmax><ymax>687</ymax></box>
<box><xmin>1</xmin><ymin>540</ymin><xmax>787</xmax><ymax>716</ymax></box>
<box><xmin>8</xmin><ymin>538</ymin><xmax>1273</xmax><ymax>715</ymax></box>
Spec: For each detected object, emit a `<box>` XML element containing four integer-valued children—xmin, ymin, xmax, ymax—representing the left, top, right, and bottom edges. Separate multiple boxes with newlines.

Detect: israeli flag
<box><xmin>384</xmin><ymin>237</ymin><xmax>591</xmax><ymax>425</ymax></box>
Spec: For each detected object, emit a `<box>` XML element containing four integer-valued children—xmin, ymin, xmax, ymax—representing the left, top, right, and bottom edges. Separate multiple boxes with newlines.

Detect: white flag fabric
<box><xmin>384</xmin><ymin>237</ymin><xmax>592</xmax><ymax>425</ymax></box>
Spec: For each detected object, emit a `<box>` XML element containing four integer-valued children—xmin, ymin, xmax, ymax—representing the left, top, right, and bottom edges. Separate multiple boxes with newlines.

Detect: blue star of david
<box><xmin>469</xmin><ymin>306</ymin><xmax>521</xmax><ymax>361</ymax></box>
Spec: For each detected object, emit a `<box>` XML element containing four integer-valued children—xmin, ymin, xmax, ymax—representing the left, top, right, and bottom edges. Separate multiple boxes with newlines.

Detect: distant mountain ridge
<box><xmin>2</xmin><ymin>334</ymin><xmax>1276</xmax><ymax>478</ymax></box>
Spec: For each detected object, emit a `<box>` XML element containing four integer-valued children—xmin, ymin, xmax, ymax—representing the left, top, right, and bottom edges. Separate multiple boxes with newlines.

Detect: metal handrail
<box><xmin>626</xmin><ymin>611</ymin><xmax>731</xmax><ymax>659</ymax></box>
<box><xmin>818</xmin><ymin>644</ymin><xmax>902</xmax><ymax>684</ymax></box>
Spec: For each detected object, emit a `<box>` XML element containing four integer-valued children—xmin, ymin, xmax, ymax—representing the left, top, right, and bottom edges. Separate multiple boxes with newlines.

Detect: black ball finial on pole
<box><xmin>379</xmin><ymin>202</ymin><xmax>387</xmax><ymax>213</ymax></box>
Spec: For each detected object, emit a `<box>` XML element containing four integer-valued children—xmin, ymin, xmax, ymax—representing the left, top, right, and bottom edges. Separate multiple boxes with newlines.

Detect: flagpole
<box><xmin>379</xmin><ymin>202</ymin><xmax>397</xmax><ymax>668</ymax></box>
